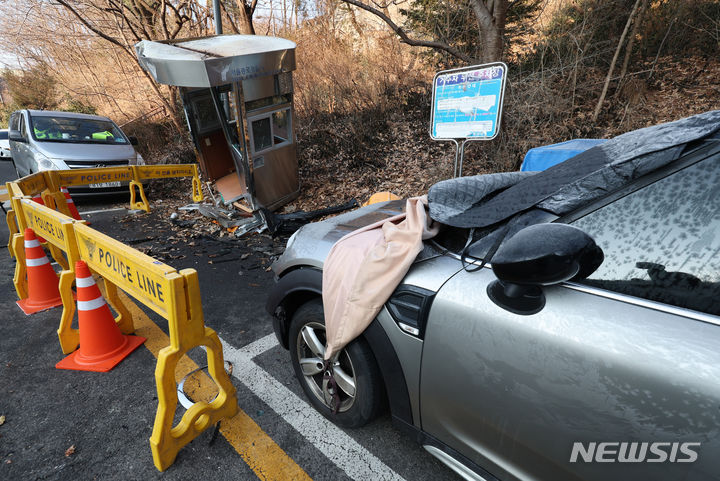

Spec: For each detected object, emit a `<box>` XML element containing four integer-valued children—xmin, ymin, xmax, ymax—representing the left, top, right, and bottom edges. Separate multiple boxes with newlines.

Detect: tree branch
<box><xmin>53</xmin><ymin>0</ymin><xmax>186</xmax><ymax>134</ymax></box>
<box><xmin>339</xmin><ymin>0</ymin><xmax>477</xmax><ymax>63</ymax></box>
<box><xmin>592</xmin><ymin>0</ymin><xmax>642</xmax><ymax>122</ymax></box>
<box><xmin>106</xmin><ymin>0</ymin><xmax>148</xmax><ymax>43</ymax></box>
<box><xmin>220</xmin><ymin>0</ymin><xmax>241</xmax><ymax>34</ymax></box>
<box><xmin>160</xmin><ymin>0</ymin><xmax>171</xmax><ymax>40</ymax></box>
<box><xmin>54</xmin><ymin>0</ymin><xmax>131</xmax><ymax>54</ymax></box>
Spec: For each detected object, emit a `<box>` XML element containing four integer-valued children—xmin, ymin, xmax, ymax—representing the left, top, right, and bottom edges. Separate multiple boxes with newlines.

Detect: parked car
<box><xmin>267</xmin><ymin>111</ymin><xmax>720</xmax><ymax>481</ymax></box>
<box><xmin>7</xmin><ymin>110</ymin><xmax>144</xmax><ymax>194</ymax></box>
<box><xmin>0</xmin><ymin>129</ymin><xmax>11</xmax><ymax>159</ymax></box>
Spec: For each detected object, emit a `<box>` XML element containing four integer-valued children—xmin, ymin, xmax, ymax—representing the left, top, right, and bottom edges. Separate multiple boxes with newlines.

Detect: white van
<box><xmin>8</xmin><ymin>110</ymin><xmax>144</xmax><ymax>194</ymax></box>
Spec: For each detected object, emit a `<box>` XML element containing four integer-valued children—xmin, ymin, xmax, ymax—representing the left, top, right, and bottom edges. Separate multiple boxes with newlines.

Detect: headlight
<box><xmin>285</xmin><ymin>228</ymin><xmax>300</xmax><ymax>250</ymax></box>
<box><xmin>134</xmin><ymin>153</ymin><xmax>145</xmax><ymax>165</ymax></box>
<box><xmin>33</xmin><ymin>152</ymin><xmax>65</xmax><ymax>171</ymax></box>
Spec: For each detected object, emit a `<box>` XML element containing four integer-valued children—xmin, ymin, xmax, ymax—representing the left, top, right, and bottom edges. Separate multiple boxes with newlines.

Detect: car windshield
<box><xmin>29</xmin><ymin>115</ymin><xmax>128</xmax><ymax>144</ymax></box>
<box><xmin>0</xmin><ymin>131</ymin><xmax>7</xmax><ymax>140</ymax></box>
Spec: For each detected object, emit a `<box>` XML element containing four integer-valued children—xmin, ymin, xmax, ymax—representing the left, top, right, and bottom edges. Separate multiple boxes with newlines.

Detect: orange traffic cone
<box><xmin>31</xmin><ymin>196</ymin><xmax>47</xmax><ymax>242</ymax></box>
<box><xmin>56</xmin><ymin>261</ymin><xmax>145</xmax><ymax>372</ymax></box>
<box><xmin>17</xmin><ymin>228</ymin><xmax>63</xmax><ymax>315</ymax></box>
<box><xmin>60</xmin><ymin>187</ymin><xmax>83</xmax><ymax>221</ymax></box>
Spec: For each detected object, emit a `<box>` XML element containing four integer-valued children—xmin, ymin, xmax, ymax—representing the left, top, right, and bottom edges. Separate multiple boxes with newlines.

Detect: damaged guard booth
<box><xmin>135</xmin><ymin>35</ymin><xmax>300</xmax><ymax>226</ymax></box>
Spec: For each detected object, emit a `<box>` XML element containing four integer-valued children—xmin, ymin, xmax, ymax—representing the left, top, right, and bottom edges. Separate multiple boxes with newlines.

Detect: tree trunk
<box><xmin>235</xmin><ymin>1</ymin><xmax>256</xmax><ymax>34</ymax></box>
<box><xmin>615</xmin><ymin>0</ymin><xmax>649</xmax><ymax>96</ymax></box>
<box><xmin>470</xmin><ymin>0</ymin><xmax>509</xmax><ymax>63</ymax></box>
<box><xmin>481</xmin><ymin>25</ymin><xmax>504</xmax><ymax>63</ymax></box>
<box><xmin>592</xmin><ymin>0</ymin><xmax>643</xmax><ymax>122</ymax></box>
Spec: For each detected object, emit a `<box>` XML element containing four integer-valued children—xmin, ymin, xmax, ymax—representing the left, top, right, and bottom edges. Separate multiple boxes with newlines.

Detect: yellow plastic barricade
<box><xmin>9</xmin><ymin>195</ymin><xmax>70</xmax><ymax>270</ymax></box>
<box><xmin>6</xmin><ymin>181</ymin><xmax>24</xmax><ymax>198</ymax></box>
<box><xmin>45</xmin><ymin>167</ymin><xmax>133</xmax><ymax>217</ymax></box>
<box><xmin>42</xmin><ymin>188</ymin><xmax>73</xmax><ymax>219</ymax></box>
<box><xmin>129</xmin><ymin>165</ymin><xmax>204</xmax><ymax>212</ymax></box>
<box><xmin>46</xmin><ymin>165</ymin><xmax>134</xmax><ymax>186</ymax></box>
<box><xmin>7</xmin><ymin>174</ymin><xmax>51</xmax><ymax>259</ymax></box>
<box><xmin>10</xmin><ymin>196</ymin><xmax>31</xmax><ymax>301</ymax></box>
<box><xmin>16</xmin><ymin>171</ymin><xmax>50</xmax><ymax>197</ymax></box>
<box><xmin>73</xmin><ymin>223</ymin><xmax>237</xmax><ymax>471</ymax></box>
<box><xmin>49</xmin><ymin>166</ymin><xmax>134</xmax><ymax>190</ymax></box>
<box><xmin>15</xmin><ymin>172</ymin><xmax>68</xmax><ymax>219</ymax></box>
<box><xmin>6</xmin><ymin>207</ymin><xmax>17</xmax><ymax>259</ymax></box>
<box><xmin>10</xmin><ymin>165</ymin><xmax>203</xmax><ymax>220</ymax></box>
<box><xmin>17</xmin><ymin>198</ymin><xmax>88</xmax><ymax>352</ymax></box>
<box><xmin>5</xmin><ymin>183</ymin><xmax>19</xmax><ymax>259</ymax></box>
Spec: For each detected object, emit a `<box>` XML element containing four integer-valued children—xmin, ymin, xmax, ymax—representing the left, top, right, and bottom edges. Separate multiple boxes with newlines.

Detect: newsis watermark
<box><xmin>570</xmin><ymin>442</ymin><xmax>701</xmax><ymax>463</ymax></box>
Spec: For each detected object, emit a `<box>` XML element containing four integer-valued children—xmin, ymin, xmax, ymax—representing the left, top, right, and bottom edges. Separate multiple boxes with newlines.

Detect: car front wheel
<box><xmin>289</xmin><ymin>299</ymin><xmax>384</xmax><ymax>428</ymax></box>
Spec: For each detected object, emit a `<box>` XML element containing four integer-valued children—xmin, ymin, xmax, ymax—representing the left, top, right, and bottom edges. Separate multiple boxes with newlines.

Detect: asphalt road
<box><xmin>0</xmin><ymin>159</ymin><xmax>456</xmax><ymax>480</ymax></box>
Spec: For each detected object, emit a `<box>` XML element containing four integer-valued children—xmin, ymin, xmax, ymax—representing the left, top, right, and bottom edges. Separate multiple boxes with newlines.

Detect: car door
<box><xmin>10</xmin><ymin>112</ymin><xmax>32</xmax><ymax>177</ymax></box>
<box><xmin>420</xmin><ymin>148</ymin><xmax>720</xmax><ymax>481</ymax></box>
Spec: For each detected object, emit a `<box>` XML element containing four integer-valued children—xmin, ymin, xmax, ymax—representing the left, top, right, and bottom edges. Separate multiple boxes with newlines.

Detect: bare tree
<box><xmin>50</xmin><ymin>0</ymin><xmax>215</xmax><ymax>132</ymax></box>
<box><xmin>233</xmin><ymin>0</ymin><xmax>259</xmax><ymax>34</ymax></box>
<box><xmin>592</xmin><ymin>0</ymin><xmax>643</xmax><ymax>122</ymax></box>
<box><xmin>471</xmin><ymin>0</ymin><xmax>508</xmax><ymax>62</ymax></box>
<box><xmin>0</xmin><ymin>0</ymin><xmax>262</xmax><ymax>132</ymax></box>
<box><xmin>337</xmin><ymin>0</ymin><xmax>513</xmax><ymax>63</ymax></box>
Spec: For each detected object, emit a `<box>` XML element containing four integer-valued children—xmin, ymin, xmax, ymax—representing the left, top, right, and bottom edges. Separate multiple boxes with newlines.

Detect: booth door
<box><xmin>185</xmin><ymin>90</ymin><xmax>236</xmax><ymax>182</ymax></box>
<box><xmin>246</xmin><ymin>103</ymin><xmax>299</xmax><ymax>211</ymax></box>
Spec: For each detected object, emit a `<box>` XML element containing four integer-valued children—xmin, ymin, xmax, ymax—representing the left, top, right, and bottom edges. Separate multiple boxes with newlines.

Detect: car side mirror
<box><xmin>128</xmin><ymin>136</ymin><xmax>139</xmax><ymax>146</ymax></box>
<box><xmin>9</xmin><ymin>130</ymin><xmax>25</xmax><ymax>142</ymax></box>
<box><xmin>487</xmin><ymin>223</ymin><xmax>604</xmax><ymax>315</ymax></box>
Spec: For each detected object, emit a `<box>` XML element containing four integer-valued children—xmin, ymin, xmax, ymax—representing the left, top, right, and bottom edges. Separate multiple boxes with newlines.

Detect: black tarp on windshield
<box><xmin>429</xmin><ymin>110</ymin><xmax>720</xmax><ymax>228</ymax></box>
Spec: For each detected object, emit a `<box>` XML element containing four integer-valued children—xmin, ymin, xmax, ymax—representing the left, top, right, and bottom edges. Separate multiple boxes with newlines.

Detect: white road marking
<box><xmin>79</xmin><ymin>207</ymin><xmax>127</xmax><ymax>215</ymax></box>
<box><xmin>219</xmin><ymin>334</ymin><xmax>406</xmax><ymax>481</ymax></box>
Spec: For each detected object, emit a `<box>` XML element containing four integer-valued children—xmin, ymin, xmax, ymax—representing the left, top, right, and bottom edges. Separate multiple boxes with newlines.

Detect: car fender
<box><xmin>267</xmin><ymin>267</ymin><xmax>414</xmax><ymax>425</ymax></box>
<box><xmin>266</xmin><ymin>267</ymin><xmax>323</xmax><ymax>349</ymax></box>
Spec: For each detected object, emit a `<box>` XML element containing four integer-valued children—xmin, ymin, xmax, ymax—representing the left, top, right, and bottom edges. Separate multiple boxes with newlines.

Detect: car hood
<box><xmin>272</xmin><ymin>200</ymin><xmax>405</xmax><ymax>275</ymax></box>
<box><xmin>34</xmin><ymin>142</ymin><xmax>136</xmax><ymax>161</ymax></box>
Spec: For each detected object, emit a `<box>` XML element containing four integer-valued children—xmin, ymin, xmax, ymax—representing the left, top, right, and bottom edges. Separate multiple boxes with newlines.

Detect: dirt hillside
<box><xmin>290</xmin><ymin>55</ymin><xmax>720</xmax><ymax>212</ymax></box>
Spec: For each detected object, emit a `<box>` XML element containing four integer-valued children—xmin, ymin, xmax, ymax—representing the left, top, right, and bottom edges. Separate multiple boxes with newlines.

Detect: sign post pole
<box><xmin>430</xmin><ymin>62</ymin><xmax>508</xmax><ymax>178</ymax></box>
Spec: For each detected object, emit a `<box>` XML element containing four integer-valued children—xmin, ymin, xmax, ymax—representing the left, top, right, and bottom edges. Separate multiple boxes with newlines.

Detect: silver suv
<box><xmin>267</xmin><ymin>111</ymin><xmax>720</xmax><ymax>481</ymax></box>
<box><xmin>8</xmin><ymin>110</ymin><xmax>144</xmax><ymax>194</ymax></box>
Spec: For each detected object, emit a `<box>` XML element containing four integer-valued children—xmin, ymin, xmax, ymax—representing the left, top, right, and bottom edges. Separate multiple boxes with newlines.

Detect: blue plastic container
<box><xmin>520</xmin><ymin>139</ymin><xmax>608</xmax><ymax>171</ymax></box>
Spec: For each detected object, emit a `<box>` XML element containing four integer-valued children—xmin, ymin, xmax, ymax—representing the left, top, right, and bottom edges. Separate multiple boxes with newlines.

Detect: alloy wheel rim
<box><xmin>295</xmin><ymin>321</ymin><xmax>357</xmax><ymax>412</ymax></box>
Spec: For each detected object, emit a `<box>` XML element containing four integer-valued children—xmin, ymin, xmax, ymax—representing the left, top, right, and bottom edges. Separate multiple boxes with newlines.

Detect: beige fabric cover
<box><xmin>322</xmin><ymin>196</ymin><xmax>439</xmax><ymax>360</ymax></box>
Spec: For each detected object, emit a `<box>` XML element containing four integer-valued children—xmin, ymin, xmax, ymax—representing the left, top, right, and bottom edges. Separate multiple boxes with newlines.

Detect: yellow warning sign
<box><xmin>74</xmin><ymin>224</ymin><xmax>177</xmax><ymax>318</ymax></box>
<box><xmin>54</xmin><ymin>167</ymin><xmax>134</xmax><ymax>187</ymax></box>
<box><xmin>20</xmin><ymin>198</ymin><xmax>74</xmax><ymax>251</ymax></box>
<box><xmin>135</xmin><ymin>165</ymin><xmax>197</xmax><ymax>180</ymax></box>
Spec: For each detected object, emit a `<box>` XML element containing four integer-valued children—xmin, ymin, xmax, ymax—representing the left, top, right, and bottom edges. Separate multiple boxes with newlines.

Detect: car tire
<box><xmin>289</xmin><ymin>299</ymin><xmax>384</xmax><ymax>428</ymax></box>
